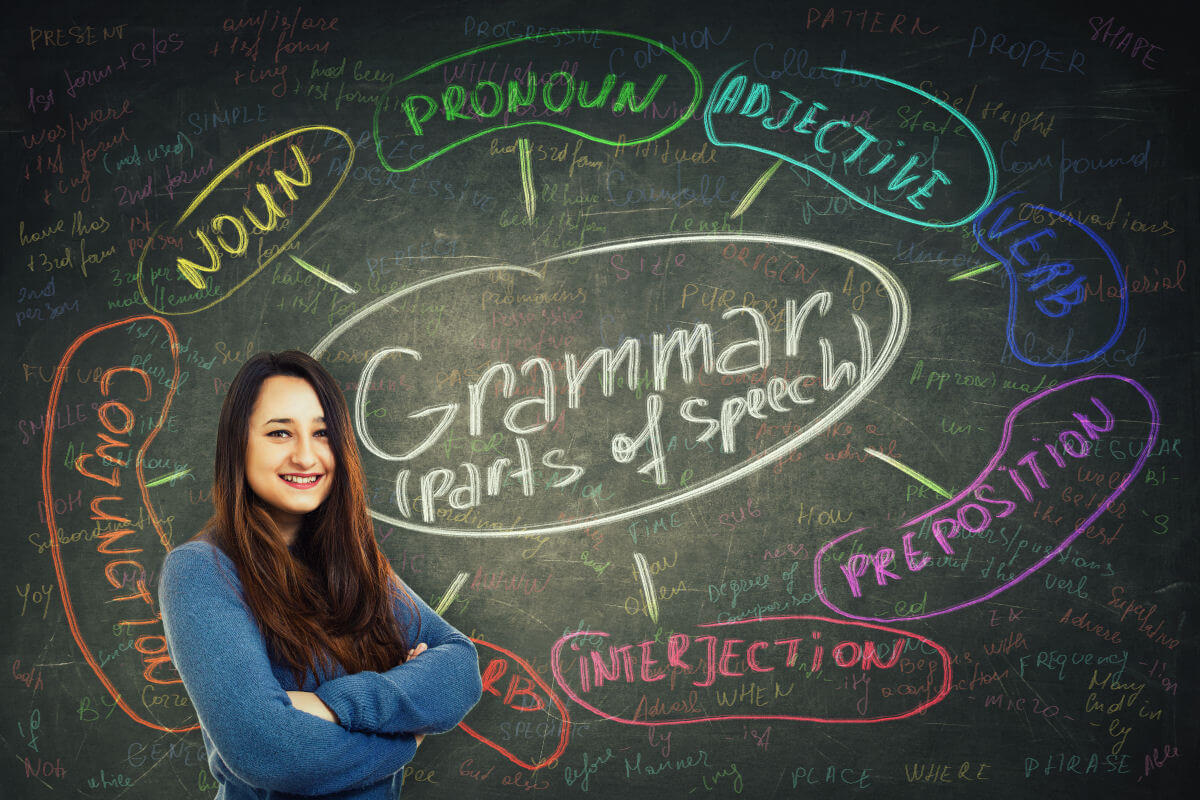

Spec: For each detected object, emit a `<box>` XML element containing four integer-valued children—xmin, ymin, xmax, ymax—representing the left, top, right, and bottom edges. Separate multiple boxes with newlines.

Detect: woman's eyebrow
<box><xmin>262</xmin><ymin>416</ymin><xmax>326</xmax><ymax>425</ymax></box>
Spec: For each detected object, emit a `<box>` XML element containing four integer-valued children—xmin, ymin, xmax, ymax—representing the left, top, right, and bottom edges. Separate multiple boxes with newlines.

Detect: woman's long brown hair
<box><xmin>203</xmin><ymin>350</ymin><xmax>417</xmax><ymax>684</ymax></box>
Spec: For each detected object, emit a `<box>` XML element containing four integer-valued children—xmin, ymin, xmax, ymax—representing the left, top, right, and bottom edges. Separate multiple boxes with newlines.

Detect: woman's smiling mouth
<box><xmin>280</xmin><ymin>473</ymin><xmax>324</xmax><ymax>488</ymax></box>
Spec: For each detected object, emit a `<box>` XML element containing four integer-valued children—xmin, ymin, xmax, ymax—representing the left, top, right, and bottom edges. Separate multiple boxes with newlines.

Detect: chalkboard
<box><xmin>4</xmin><ymin>0</ymin><xmax>1196</xmax><ymax>797</ymax></box>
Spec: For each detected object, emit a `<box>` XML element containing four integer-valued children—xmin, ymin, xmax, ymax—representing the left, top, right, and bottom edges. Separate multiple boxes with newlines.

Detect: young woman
<box><xmin>159</xmin><ymin>351</ymin><xmax>482</xmax><ymax>798</ymax></box>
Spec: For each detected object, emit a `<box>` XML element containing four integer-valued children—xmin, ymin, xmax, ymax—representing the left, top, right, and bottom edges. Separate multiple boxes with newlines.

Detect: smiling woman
<box><xmin>244</xmin><ymin>374</ymin><xmax>336</xmax><ymax>543</ymax></box>
<box><xmin>157</xmin><ymin>351</ymin><xmax>483</xmax><ymax>798</ymax></box>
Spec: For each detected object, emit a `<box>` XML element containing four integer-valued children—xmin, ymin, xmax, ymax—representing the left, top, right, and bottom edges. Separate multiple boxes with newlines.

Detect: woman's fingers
<box><xmin>408</xmin><ymin>642</ymin><xmax>428</xmax><ymax>660</ymax></box>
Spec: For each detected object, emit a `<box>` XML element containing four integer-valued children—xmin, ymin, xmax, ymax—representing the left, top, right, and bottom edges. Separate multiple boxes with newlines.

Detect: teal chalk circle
<box><xmin>702</xmin><ymin>64</ymin><xmax>998</xmax><ymax>228</ymax></box>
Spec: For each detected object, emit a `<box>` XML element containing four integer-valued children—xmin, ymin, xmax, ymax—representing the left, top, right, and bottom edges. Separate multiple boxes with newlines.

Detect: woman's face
<box><xmin>244</xmin><ymin>375</ymin><xmax>336</xmax><ymax>542</ymax></box>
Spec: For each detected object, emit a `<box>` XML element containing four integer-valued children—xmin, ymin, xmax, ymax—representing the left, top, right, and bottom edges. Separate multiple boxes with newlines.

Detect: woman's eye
<box><xmin>267</xmin><ymin>430</ymin><xmax>290</xmax><ymax>438</ymax></box>
<box><xmin>314</xmin><ymin>430</ymin><xmax>328</xmax><ymax>438</ymax></box>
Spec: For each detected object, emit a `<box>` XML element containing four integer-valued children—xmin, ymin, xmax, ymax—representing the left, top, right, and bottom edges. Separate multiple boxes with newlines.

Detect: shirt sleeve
<box><xmin>314</xmin><ymin>577</ymin><xmax>483</xmax><ymax>735</ymax></box>
<box><xmin>158</xmin><ymin>541</ymin><xmax>418</xmax><ymax>796</ymax></box>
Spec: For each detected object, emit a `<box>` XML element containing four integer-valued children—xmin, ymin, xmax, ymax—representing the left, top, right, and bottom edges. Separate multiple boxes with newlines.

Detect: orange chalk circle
<box><xmin>460</xmin><ymin>638</ymin><xmax>571</xmax><ymax>771</ymax></box>
<box><xmin>41</xmin><ymin>315</ymin><xmax>194</xmax><ymax>732</ymax></box>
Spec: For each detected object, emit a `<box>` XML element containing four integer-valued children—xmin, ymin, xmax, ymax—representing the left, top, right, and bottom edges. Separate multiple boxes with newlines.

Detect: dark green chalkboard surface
<box><xmin>3</xmin><ymin>0</ymin><xmax>1196</xmax><ymax>797</ymax></box>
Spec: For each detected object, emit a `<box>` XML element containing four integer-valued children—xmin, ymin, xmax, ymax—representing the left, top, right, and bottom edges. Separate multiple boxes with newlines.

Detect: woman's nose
<box><xmin>290</xmin><ymin>435</ymin><xmax>318</xmax><ymax>467</ymax></box>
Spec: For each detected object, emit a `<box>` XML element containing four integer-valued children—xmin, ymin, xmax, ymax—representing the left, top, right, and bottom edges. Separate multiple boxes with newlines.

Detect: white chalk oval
<box><xmin>312</xmin><ymin>234</ymin><xmax>909</xmax><ymax>537</ymax></box>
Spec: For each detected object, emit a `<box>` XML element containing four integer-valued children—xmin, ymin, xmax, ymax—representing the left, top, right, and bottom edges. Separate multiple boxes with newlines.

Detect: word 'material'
<box><xmin>973</xmin><ymin>191</ymin><xmax>1127</xmax><ymax>368</ymax></box>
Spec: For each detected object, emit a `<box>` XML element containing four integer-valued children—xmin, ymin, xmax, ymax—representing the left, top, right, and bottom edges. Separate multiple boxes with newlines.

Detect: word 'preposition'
<box><xmin>816</xmin><ymin>375</ymin><xmax>1158</xmax><ymax>621</ymax></box>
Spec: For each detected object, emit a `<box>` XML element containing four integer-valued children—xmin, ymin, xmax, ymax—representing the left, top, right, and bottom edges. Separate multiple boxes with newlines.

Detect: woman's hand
<box><xmin>289</xmin><ymin>690</ymin><xmax>424</xmax><ymax>746</ymax></box>
<box><xmin>286</xmin><ymin>691</ymin><xmax>339</xmax><ymax>724</ymax></box>
<box><xmin>287</xmin><ymin>646</ymin><xmax>425</xmax><ymax>733</ymax></box>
